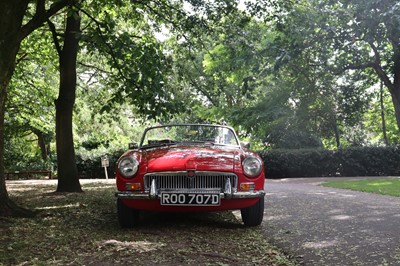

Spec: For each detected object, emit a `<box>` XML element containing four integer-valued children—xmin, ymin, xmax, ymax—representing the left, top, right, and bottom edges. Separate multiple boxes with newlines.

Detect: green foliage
<box><xmin>364</xmin><ymin>86</ymin><xmax>400</xmax><ymax>145</ymax></box>
<box><xmin>5</xmin><ymin>0</ymin><xmax>203</xmax><ymax>173</ymax></box>
<box><xmin>166</xmin><ymin>9</ymin><xmax>269</xmax><ymax>122</ymax></box>
<box><xmin>166</xmin><ymin>0</ymin><xmax>384</xmax><ymax>149</ymax></box>
<box><xmin>4</xmin><ymin>0</ymin><xmax>400</xmax><ymax>176</ymax></box>
<box><xmin>79</xmin><ymin>1</ymin><xmax>184</xmax><ymax>120</ymax></box>
<box><xmin>5</xmin><ymin>27</ymin><xmax>58</xmax><ymax>171</ymax></box>
<box><xmin>260</xmin><ymin>146</ymin><xmax>400</xmax><ymax>178</ymax></box>
<box><xmin>4</xmin><ymin>136</ymin><xmax>52</xmax><ymax>172</ymax></box>
<box><xmin>268</xmin><ymin>0</ymin><xmax>400</xmax><ymax>131</ymax></box>
<box><xmin>73</xmin><ymin>100</ymin><xmax>148</xmax><ymax>178</ymax></box>
<box><xmin>75</xmin><ymin>149</ymin><xmax>122</xmax><ymax>179</ymax></box>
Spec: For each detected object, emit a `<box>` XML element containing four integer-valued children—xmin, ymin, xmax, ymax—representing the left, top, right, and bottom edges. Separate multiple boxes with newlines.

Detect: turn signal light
<box><xmin>126</xmin><ymin>183</ymin><xmax>142</xmax><ymax>191</ymax></box>
<box><xmin>240</xmin><ymin>182</ymin><xmax>255</xmax><ymax>191</ymax></box>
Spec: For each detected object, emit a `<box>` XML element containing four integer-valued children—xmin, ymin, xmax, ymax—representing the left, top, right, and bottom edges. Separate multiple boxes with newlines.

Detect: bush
<box><xmin>76</xmin><ymin>150</ymin><xmax>123</xmax><ymax>179</ymax></box>
<box><xmin>259</xmin><ymin>146</ymin><xmax>400</xmax><ymax>178</ymax></box>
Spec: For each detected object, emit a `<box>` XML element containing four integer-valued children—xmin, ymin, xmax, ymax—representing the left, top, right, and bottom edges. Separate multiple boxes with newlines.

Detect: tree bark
<box><xmin>388</xmin><ymin>87</ymin><xmax>400</xmax><ymax>132</ymax></box>
<box><xmin>55</xmin><ymin>10</ymin><xmax>82</xmax><ymax>192</ymax></box>
<box><xmin>372</xmin><ymin>34</ymin><xmax>400</xmax><ymax>132</ymax></box>
<box><xmin>333</xmin><ymin>120</ymin><xmax>341</xmax><ymax>149</ymax></box>
<box><xmin>0</xmin><ymin>0</ymin><xmax>35</xmax><ymax>217</ymax></box>
<box><xmin>0</xmin><ymin>0</ymin><xmax>75</xmax><ymax>217</ymax></box>
<box><xmin>380</xmin><ymin>82</ymin><xmax>389</xmax><ymax>145</ymax></box>
<box><xmin>32</xmin><ymin>129</ymin><xmax>49</xmax><ymax>161</ymax></box>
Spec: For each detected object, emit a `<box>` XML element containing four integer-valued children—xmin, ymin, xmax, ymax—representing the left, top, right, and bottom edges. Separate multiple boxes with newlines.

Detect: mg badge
<box><xmin>187</xmin><ymin>170</ymin><xmax>196</xmax><ymax>179</ymax></box>
<box><xmin>187</xmin><ymin>170</ymin><xmax>196</xmax><ymax>188</ymax></box>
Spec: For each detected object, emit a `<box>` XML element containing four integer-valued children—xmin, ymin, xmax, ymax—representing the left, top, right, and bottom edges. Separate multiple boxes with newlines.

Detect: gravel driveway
<box><xmin>262</xmin><ymin>177</ymin><xmax>400</xmax><ymax>266</ymax></box>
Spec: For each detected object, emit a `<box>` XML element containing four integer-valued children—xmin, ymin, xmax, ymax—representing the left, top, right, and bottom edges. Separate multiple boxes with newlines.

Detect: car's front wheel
<box><xmin>240</xmin><ymin>197</ymin><xmax>264</xmax><ymax>226</ymax></box>
<box><xmin>117</xmin><ymin>199</ymin><xmax>140</xmax><ymax>228</ymax></box>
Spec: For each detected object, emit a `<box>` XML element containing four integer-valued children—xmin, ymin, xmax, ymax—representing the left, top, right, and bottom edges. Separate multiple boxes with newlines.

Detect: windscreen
<box><xmin>141</xmin><ymin>125</ymin><xmax>239</xmax><ymax>147</ymax></box>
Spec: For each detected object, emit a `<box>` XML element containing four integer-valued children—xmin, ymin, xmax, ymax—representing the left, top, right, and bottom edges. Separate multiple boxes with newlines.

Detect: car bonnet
<box><xmin>144</xmin><ymin>145</ymin><xmax>238</xmax><ymax>173</ymax></box>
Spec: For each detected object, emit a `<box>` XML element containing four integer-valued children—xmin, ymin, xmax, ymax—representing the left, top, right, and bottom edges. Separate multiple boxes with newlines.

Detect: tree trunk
<box><xmin>386</xmin><ymin>36</ymin><xmax>400</xmax><ymax>132</ymax></box>
<box><xmin>0</xmin><ymin>70</ymin><xmax>33</xmax><ymax>217</ymax></box>
<box><xmin>373</xmin><ymin>70</ymin><xmax>400</xmax><ymax>132</ymax></box>
<box><xmin>32</xmin><ymin>129</ymin><xmax>49</xmax><ymax>161</ymax></box>
<box><xmin>55</xmin><ymin>10</ymin><xmax>82</xmax><ymax>192</ymax></box>
<box><xmin>332</xmin><ymin>114</ymin><xmax>341</xmax><ymax>148</ymax></box>
<box><xmin>37</xmin><ymin>132</ymin><xmax>48</xmax><ymax>161</ymax></box>
<box><xmin>0</xmin><ymin>0</ymin><xmax>35</xmax><ymax>217</ymax></box>
<box><xmin>389</xmin><ymin>87</ymin><xmax>400</xmax><ymax>132</ymax></box>
<box><xmin>380</xmin><ymin>82</ymin><xmax>389</xmax><ymax>145</ymax></box>
<box><xmin>1</xmin><ymin>0</ymin><xmax>75</xmax><ymax>217</ymax></box>
<box><xmin>334</xmin><ymin>125</ymin><xmax>340</xmax><ymax>148</ymax></box>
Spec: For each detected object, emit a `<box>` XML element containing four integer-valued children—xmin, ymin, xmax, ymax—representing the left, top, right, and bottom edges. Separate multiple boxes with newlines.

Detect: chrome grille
<box><xmin>144</xmin><ymin>171</ymin><xmax>238</xmax><ymax>192</ymax></box>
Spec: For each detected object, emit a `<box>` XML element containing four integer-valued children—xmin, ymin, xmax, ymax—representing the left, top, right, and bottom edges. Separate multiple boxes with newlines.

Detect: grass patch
<box><xmin>1</xmin><ymin>180</ymin><xmax>296</xmax><ymax>265</ymax></box>
<box><xmin>322</xmin><ymin>178</ymin><xmax>400</xmax><ymax>197</ymax></box>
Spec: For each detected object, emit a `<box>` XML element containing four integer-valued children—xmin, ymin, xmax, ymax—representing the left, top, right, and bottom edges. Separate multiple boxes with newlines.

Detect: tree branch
<box><xmin>77</xmin><ymin>7</ymin><xmax>131</xmax><ymax>83</ymax></box>
<box><xmin>18</xmin><ymin>0</ymin><xmax>78</xmax><ymax>42</ymax></box>
<box><xmin>369</xmin><ymin>41</ymin><xmax>395</xmax><ymax>91</ymax></box>
<box><xmin>46</xmin><ymin>19</ymin><xmax>62</xmax><ymax>57</ymax></box>
<box><xmin>78</xmin><ymin>62</ymin><xmax>111</xmax><ymax>74</ymax></box>
<box><xmin>338</xmin><ymin>40</ymin><xmax>395</xmax><ymax>93</ymax></box>
<box><xmin>16</xmin><ymin>53</ymin><xmax>28</xmax><ymax>66</ymax></box>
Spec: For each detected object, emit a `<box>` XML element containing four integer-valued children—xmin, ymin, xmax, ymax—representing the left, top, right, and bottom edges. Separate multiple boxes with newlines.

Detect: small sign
<box><xmin>101</xmin><ymin>157</ymin><xmax>109</xmax><ymax>179</ymax></box>
<box><xmin>101</xmin><ymin>157</ymin><xmax>109</xmax><ymax>167</ymax></box>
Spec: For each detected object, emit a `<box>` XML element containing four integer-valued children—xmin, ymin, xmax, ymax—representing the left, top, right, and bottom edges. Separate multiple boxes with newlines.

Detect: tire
<box><xmin>240</xmin><ymin>197</ymin><xmax>265</xmax><ymax>226</ymax></box>
<box><xmin>117</xmin><ymin>199</ymin><xmax>140</xmax><ymax>228</ymax></box>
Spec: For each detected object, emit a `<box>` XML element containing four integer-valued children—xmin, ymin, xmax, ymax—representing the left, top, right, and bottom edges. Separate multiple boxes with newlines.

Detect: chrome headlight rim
<box><xmin>242</xmin><ymin>156</ymin><xmax>262</xmax><ymax>178</ymax></box>
<box><xmin>118</xmin><ymin>157</ymin><xmax>139</xmax><ymax>178</ymax></box>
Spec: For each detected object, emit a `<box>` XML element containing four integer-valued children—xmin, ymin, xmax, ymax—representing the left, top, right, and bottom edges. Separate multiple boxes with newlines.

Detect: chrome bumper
<box><xmin>115</xmin><ymin>190</ymin><xmax>265</xmax><ymax>200</ymax></box>
<box><xmin>116</xmin><ymin>178</ymin><xmax>265</xmax><ymax>200</ymax></box>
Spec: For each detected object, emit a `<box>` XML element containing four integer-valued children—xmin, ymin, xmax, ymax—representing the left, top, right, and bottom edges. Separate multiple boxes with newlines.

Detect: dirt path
<box><xmin>262</xmin><ymin>177</ymin><xmax>400</xmax><ymax>266</ymax></box>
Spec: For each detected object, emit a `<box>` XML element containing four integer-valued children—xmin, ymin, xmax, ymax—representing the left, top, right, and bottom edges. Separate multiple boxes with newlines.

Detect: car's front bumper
<box><xmin>115</xmin><ymin>190</ymin><xmax>265</xmax><ymax>200</ymax></box>
<box><xmin>115</xmin><ymin>177</ymin><xmax>265</xmax><ymax>200</ymax></box>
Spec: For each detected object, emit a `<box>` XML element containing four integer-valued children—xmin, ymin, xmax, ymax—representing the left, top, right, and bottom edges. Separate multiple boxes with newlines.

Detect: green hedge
<box><xmin>76</xmin><ymin>151</ymin><xmax>123</xmax><ymax>179</ymax></box>
<box><xmin>259</xmin><ymin>146</ymin><xmax>400</xmax><ymax>178</ymax></box>
<box><xmin>77</xmin><ymin>146</ymin><xmax>400</xmax><ymax>179</ymax></box>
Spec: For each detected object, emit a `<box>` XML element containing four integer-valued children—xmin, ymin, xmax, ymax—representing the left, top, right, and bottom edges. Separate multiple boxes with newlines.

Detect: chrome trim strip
<box><xmin>149</xmin><ymin>179</ymin><xmax>157</xmax><ymax>199</ymax></box>
<box><xmin>224</xmin><ymin>178</ymin><xmax>232</xmax><ymax>199</ymax></box>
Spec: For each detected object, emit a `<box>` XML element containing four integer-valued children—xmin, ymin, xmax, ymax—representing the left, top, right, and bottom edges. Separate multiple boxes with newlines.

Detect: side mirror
<box><xmin>129</xmin><ymin>142</ymin><xmax>139</xmax><ymax>149</ymax></box>
<box><xmin>241</xmin><ymin>142</ymin><xmax>250</xmax><ymax>149</ymax></box>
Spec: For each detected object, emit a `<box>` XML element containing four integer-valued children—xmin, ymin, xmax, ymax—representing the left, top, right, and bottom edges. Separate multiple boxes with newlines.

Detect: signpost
<box><xmin>101</xmin><ymin>156</ymin><xmax>110</xmax><ymax>179</ymax></box>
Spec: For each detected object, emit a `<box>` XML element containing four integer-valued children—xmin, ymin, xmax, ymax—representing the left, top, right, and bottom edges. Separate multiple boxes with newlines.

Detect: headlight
<box><xmin>242</xmin><ymin>156</ymin><xmax>262</xmax><ymax>178</ymax></box>
<box><xmin>118</xmin><ymin>157</ymin><xmax>139</xmax><ymax>178</ymax></box>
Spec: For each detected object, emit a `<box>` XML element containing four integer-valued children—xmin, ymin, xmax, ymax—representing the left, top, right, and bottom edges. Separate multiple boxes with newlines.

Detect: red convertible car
<box><xmin>115</xmin><ymin>124</ymin><xmax>265</xmax><ymax>227</ymax></box>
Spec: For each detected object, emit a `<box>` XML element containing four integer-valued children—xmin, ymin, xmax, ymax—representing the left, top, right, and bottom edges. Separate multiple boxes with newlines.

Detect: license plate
<box><xmin>160</xmin><ymin>193</ymin><xmax>220</xmax><ymax>206</ymax></box>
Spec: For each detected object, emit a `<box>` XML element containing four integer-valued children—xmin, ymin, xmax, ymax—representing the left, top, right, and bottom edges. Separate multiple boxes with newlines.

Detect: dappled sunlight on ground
<box><xmin>265</xmin><ymin>192</ymin><xmax>289</xmax><ymax>198</ymax></box>
<box><xmin>369</xmin><ymin>181</ymin><xmax>393</xmax><ymax>186</ymax></box>
<box><xmin>330</xmin><ymin>215</ymin><xmax>353</xmax><ymax>221</ymax></box>
<box><xmin>36</xmin><ymin>203</ymin><xmax>82</xmax><ymax>210</ymax></box>
<box><xmin>306</xmin><ymin>191</ymin><xmax>357</xmax><ymax>198</ymax></box>
<box><xmin>98</xmin><ymin>239</ymin><xmax>166</xmax><ymax>253</ymax></box>
<box><xmin>3</xmin><ymin>179</ymin><xmax>295</xmax><ymax>266</ymax></box>
<box><xmin>326</xmin><ymin>209</ymin><xmax>344</xmax><ymax>214</ymax></box>
<box><xmin>303</xmin><ymin>240</ymin><xmax>339</xmax><ymax>249</ymax></box>
<box><xmin>363</xmin><ymin>217</ymin><xmax>384</xmax><ymax>222</ymax></box>
<box><xmin>265</xmin><ymin>215</ymin><xmax>292</xmax><ymax>221</ymax></box>
<box><xmin>83</xmin><ymin>185</ymin><xmax>115</xmax><ymax>191</ymax></box>
<box><xmin>337</xmin><ymin>193</ymin><xmax>356</xmax><ymax>198</ymax></box>
<box><xmin>6</xmin><ymin>179</ymin><xmax>115</xmax><ymax>193</ymax></box>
